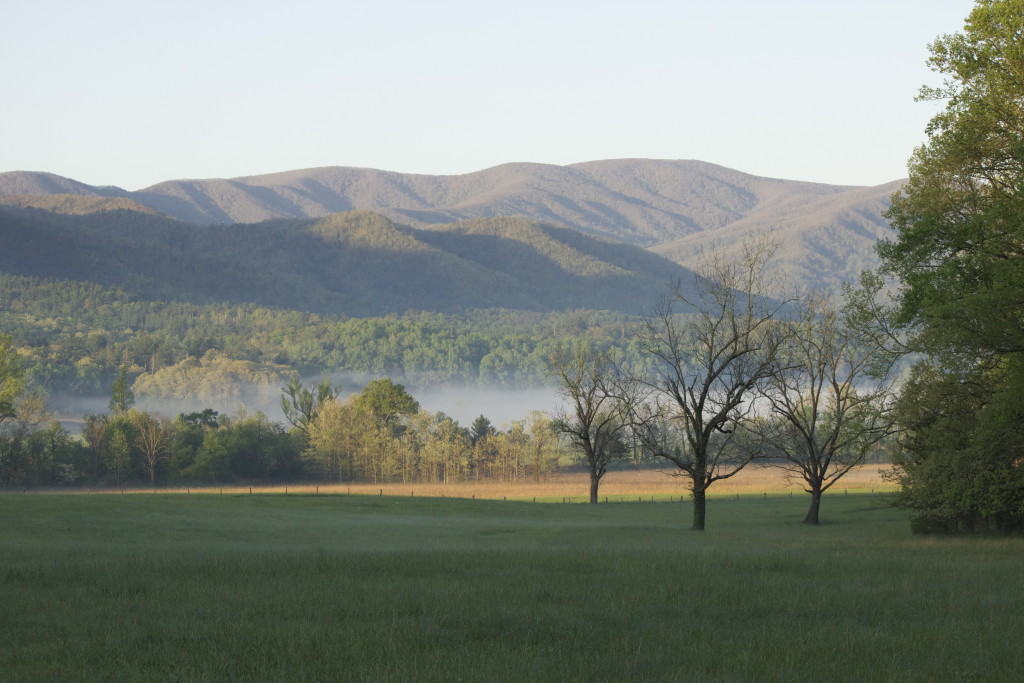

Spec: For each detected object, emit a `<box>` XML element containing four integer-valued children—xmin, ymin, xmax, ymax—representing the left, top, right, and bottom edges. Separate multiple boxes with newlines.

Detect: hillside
<box><xmin>0</xmin><ymin>193</ymin><xmax>157</xmax><ymax>216</ymax></box>
<box><xmin>652</xmin><ymin>180</ymin><xmax>903</xmax><ymax>292</ymax></box>
<box><xmin>0</xmin><ymin>159</ymin><xmax>904</xmax><ymax>296</ymax></box>
<box><xmin>0</xmin><ymin>205</ymin><xmax>700</xmax><ymax>316</ymax></box>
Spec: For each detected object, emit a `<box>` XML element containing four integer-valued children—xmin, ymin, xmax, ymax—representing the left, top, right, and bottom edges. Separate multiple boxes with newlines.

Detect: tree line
<box><xmin>0</xmin><ymin>355</ymin><xmax>568</xmax><ymax>488</ymax></box>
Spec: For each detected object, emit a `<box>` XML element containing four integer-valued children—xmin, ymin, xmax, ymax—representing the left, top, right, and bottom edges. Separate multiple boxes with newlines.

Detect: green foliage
<box><xmin>469</xmin><ymin>414</ymin><xmax>495</xmax><ymax>445</ymax></box>
<box><xmin>182</xmin><ymin>429</ymin><xmax>231</xmax><ymax>482</ymax></box>
<box><xmin>893</xmin><ymin>359</ymin><xmax>1024</xmax><ymax>533</ymax></box>
<box><xmin>133</xmin><ymin>351</ymin><xmax>296</xmax><ymax>403</ymax></box>
<box><xmin>174</xmin><ymin>413</ymin><xmax>300</xmax><ymax>484</ymax></box>
<box><xmin>880</xmin><ymin>0</ymin><xmax>1024</xmax><ymax>533</ymax></box>
<box><xmin>881</xmin><ymin>0</ymin><xmax>1024</xmax><ymax>359</ymax></box>
<box><xmin>0</xmin><ymin>334</ymin><xmax>23</xmax><ymax>423</ymax></box>
<box><xmin>280</xmin><ymin>378</ymin><xmax>338</xmax><ymax>432</ymax></box>
<box><xmin>0</xmin><ymin>419</ymin><xmax>87</xmax><ymax>487</ymax></box>
<box><xmin>0</xmin><ymin>271</ymin><xmax>649</xmax><ymax>397</ymax></box>
<box><xmin>351</xmin><ymin>378</ymin><xmax>420</xmax><ymax>431</ymax></box>
<box><xmin>1</xmin><ymin>381</ymin><xmax>567</xmax><ymax>488</ymax></box>
<box><xmin>303</xmin><ymin>388</ymin><xmax>563</xmax><ymax>485</ymax></box>
<box><xmin>108</xmin><ymin>365</ymin><xmax>134</xmax><ymax>414</ymax></box>
<box><xmin>102</xmin><ymin>418</ymin><xmax>135</xmax><ymax>484</ymax></box>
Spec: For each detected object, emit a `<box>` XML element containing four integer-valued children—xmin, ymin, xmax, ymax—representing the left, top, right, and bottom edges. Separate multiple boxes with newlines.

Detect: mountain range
<box><xmin>0</xmin><ymin>159</ymin><xmax>902</xmax><ymax>300</ymax></box>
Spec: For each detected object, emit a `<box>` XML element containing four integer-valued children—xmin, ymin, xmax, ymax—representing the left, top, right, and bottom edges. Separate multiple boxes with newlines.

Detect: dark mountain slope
<box><xmin>0</xmin><ymin>206</ymin><xmax>698</xmax><ymax>315</ymax></box>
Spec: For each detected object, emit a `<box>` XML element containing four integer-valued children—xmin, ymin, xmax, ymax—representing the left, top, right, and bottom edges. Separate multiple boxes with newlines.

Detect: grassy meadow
<box><xmin>2</xmin><ymin>491</ymin><xmax>1022</xmax><ymax>681</ymax></box>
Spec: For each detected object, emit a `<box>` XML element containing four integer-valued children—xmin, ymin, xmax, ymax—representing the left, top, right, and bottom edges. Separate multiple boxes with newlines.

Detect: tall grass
<box><xmin>22</xmin><ymin>464</ymin><xmax>896</xmax><ymax>500</ymax></box>
<box><xmin>1</xmin><ymin>493</ymin><xmax>1021</xmax><ymax>681</ymax></box>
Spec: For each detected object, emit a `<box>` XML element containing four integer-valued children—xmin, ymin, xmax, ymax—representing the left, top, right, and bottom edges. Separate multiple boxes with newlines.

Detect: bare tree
<box><xmin>634</xmin><ymin>242</ymin><xmax>788</xmax><ymax>530</ymax></box>
<box><xmin>525</xmin><ymin>411</ymin><xmax>559</xmax><ymax>483</ymax></box>
<box><xmin>134</xmin><ymin>412</ymin><xmax>172</xmax><ymax>485</ymax></box>
<box><xmin>549</xmin><ymin>344</ymin><xmax>629</xmax><ymax>503</ymax></box>
<box><xmin>753</xmin><ymin>294</ymin><xmax>897</xmax><ymax>524</ymax></box>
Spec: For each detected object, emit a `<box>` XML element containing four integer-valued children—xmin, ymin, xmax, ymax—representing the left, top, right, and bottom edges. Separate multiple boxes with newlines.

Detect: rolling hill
<box><xmin>0</xmin><ymin>159</ymin><xmax>903</xmax><ymax>294</ymax></box>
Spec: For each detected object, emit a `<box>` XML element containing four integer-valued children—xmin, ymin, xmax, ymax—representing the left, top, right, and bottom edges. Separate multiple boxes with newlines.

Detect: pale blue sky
<box><xmin>2</xmin><ymin>0</ymin><xmax>974</xmax><ymax>189</ymax></box>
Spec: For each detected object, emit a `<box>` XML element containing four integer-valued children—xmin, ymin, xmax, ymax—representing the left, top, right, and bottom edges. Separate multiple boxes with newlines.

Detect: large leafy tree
<box><xmin>352</xmin><ymin>379</ymin><xmax>420</xmax><ymax>433</ymax></box>
<box><xmin>881</xmin><ymin>0</ymin><xmax>1024</xmax><ymax>357</ymax></box>
<box><xmin>880</xmin><ymin>0</ymin><xmax>1024</xmax><ymax>532</ymax></box>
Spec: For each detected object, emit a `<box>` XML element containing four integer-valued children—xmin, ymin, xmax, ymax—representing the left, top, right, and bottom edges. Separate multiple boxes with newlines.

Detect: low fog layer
<box><xmin>413</xmin><ymin>386</ymin><xmax>562</xmax><ymax>428</ymax></box>
<box><xmin>50</xmin><ymin>383</ymin><xmax>565</xmax><ymax>432</ymax></box>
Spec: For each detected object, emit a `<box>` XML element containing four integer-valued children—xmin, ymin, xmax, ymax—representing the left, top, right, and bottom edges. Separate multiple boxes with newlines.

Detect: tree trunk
<box><xmin>589</xmin><ymin>471</ymin><xmax>600</xmax><ymax>504</ymax></box>
<box><xmin>692</xmin><ymin>487</ymin><xmax>706</xmax><ymax>531</ymax></box>
<box><xmin>804</xmin><ymin>486</ymin><xmax>822</xmax><ymax>524</ymax></box>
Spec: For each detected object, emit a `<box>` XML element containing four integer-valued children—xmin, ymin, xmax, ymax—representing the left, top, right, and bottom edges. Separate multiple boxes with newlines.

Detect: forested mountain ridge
<box><xmin>0</xmin><ymin>159</ymin><xmax>899</xmax><ymax>250</ymax></box>
<box><xmin>0</xmin><ymin>193</ymin><xmax>157</xmax><ymax>216</ymax></box>
<box><xmin>0</xmin><ymin>205</ymin><xmax>700</xmax><ymax>316</ymax></box>
<box><xmin>652</xmin><ymin>180</ymin><xmax>903</xmax><ymax>292</ymax></box>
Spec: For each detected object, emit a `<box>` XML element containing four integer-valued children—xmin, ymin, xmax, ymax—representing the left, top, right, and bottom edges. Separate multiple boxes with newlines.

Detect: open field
<box><xmin>28</xmin><ymin>464</ymin><xmax>896</xmax><ymax>502</ymax></box>
<box><xmin>2</xmin><ymin>492</ymin><xmax>1022</xmax><ymax>681</ymax></box>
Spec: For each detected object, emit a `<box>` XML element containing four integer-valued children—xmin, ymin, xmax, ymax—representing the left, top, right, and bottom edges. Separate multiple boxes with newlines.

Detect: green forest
<box><xmin>0</xmin><ymin>271</ymin><xmax>649</xmax><ymax>397</ymax></box>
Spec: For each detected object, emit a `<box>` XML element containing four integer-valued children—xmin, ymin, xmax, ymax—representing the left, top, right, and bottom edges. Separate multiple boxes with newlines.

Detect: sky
<box><xmin>1</xmin><ymin>0</ymin><xmax>975</xmax><ymax>190</ymax></box>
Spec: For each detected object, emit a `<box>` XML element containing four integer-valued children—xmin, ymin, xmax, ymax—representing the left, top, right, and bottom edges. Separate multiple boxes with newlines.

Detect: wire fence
<box><xmin>4</xmin><ymin>483</ymin><xmax>896</xmax><ymax>503</ymax></box>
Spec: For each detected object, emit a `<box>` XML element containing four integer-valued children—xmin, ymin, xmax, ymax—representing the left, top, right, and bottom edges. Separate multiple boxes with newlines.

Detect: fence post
<box><xmin>379</xmin><ymin>489</ymin><xmax>382</xmax><ymax>497</ymax></box>
<box><xmin>316</xmin><ymin>486</ymin><xmax>319</xmax><ymax>496</ymax></box>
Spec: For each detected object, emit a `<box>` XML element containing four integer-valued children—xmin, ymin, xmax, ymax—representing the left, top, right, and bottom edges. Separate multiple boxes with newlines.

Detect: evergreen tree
<box><xmin>109</xmin><ymin>365</ymin><xmax>134</xmax><ymax>415</ymax></box>
<box><xmin>469</xmin><ymin>414</ymin><xmax>495</xmax><ymax>446</ymax></box>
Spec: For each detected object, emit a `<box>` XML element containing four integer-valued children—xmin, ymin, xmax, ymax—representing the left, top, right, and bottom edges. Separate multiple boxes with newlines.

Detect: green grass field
<box><xmin>2</xmin><ymin>493</ymin><xmax>1022</xmax><ymax>681</ymax></box>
